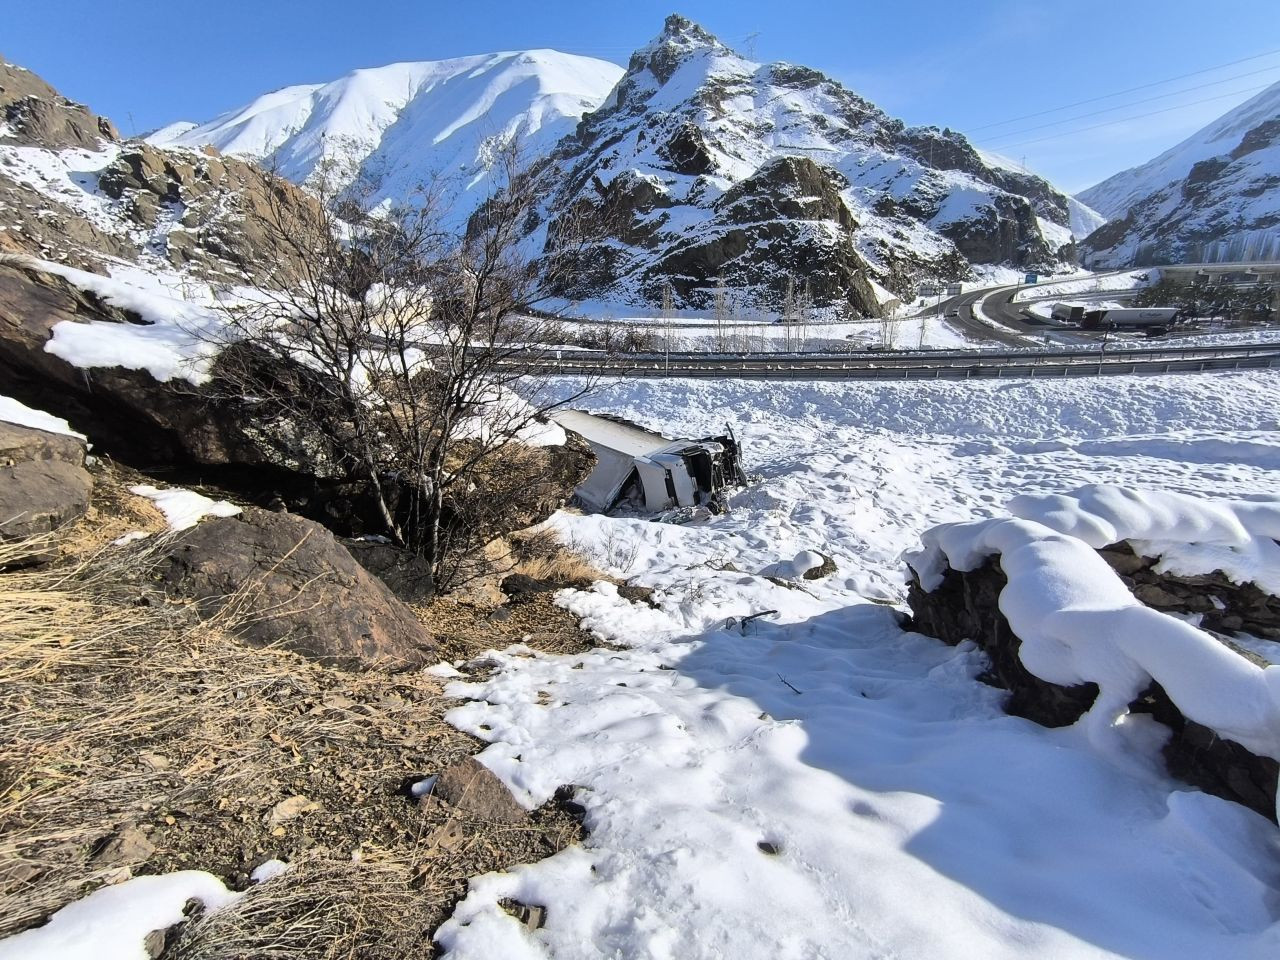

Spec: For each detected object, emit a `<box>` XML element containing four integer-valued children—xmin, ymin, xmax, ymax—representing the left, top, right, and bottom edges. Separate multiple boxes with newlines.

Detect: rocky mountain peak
<box><xmin>627</xmin><ymin>14</ymin><xmax>731</xmax><ymax>86</ymax></box>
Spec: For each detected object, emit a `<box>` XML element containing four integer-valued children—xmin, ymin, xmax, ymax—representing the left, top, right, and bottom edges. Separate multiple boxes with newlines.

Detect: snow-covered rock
<box><xmin>1078</xmin><ymin>81</ymin><xmax>1280</xmax><ymax>266</ymax></box>
<box><xmin>907</xmin><ymin>485</ymin><xmax>1280</xmax><ymax>820</ymax></box>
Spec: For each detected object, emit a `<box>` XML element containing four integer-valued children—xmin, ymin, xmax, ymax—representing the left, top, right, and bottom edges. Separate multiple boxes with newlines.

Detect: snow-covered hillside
<box><xmin>150</xmin><ymin>51</ymin><xmax>624</xmax><ymax>216</ymax></box>
<box><xmin>428</xmin><ymin>368</ymin><xmax>1280</xmax><ymax>959</ymax></box>
<box><xmin>1078</xmin><ymin>81</ymin><xmax>1280</xmax><ymax>266</ymax></box>
<box><xmin>534</xmin><ymin>16</ymin><xmax>1095</xmax><ymax>313</ymax></box>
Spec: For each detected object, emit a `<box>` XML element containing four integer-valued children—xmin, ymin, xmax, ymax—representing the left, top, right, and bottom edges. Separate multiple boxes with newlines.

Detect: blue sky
<box><xmin>7</xmin><ymin>0</ymin><xmax>1279</xmax><ymax>192</ymax></box>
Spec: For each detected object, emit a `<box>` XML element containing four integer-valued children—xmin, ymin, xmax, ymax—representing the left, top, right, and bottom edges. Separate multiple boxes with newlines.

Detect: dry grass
<box><xmin>0</xmin><ymin>503</ymin><xmax>585</xmax><ymax>954</ymax></box>
<box><xmin>506</xmin><ymin>524</ymin><xmax>610</xmax><ymax>586</ymax></box>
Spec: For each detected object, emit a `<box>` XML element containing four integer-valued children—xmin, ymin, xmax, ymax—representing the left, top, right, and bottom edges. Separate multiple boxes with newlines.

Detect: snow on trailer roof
<box><xmin>549</xmin><ymin>409</ymin><xmax>673</xmax><ymax>458</ymax></box>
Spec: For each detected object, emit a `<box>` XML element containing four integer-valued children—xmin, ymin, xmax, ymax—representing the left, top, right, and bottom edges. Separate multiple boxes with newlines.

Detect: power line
<box><xmin>981</xmin><ymin>83</ymin><xmax>1275</xmax><ymax>151</ymax></box>
<box><xmin>982</xmin><ymin>63</ymin><xmax>1280</xmax><ymax>146</ymax></box>
<box><xmin>967</xmin><ymin>46</ymin><xmax>1280</xmax><ymax>133</ymax></box>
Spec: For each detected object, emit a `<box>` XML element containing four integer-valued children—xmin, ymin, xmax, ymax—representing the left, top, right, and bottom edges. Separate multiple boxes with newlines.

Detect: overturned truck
<box><xmin>550</xmin><ymin>410</ymin><xmax>746</xmax><ymax>513</ymax></box>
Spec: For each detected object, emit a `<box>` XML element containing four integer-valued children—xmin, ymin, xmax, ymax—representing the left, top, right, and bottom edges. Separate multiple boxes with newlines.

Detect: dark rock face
<box><xmin>344</xmin><ymin>538</ymin><xmax>435</xmax><ymax>602</ymax></box>
<box><xmin>161</xmin><ymin>508</ymin><xmax>436</xmax><ymax>670</ymax></box>
<box><xmin>905</xmin><ymin>558</ymin><xmax>1100</xmax><ymax>727</ymax></box>
<box><xmin>1098</xmin><ymin>543</ymin><xmax>1280</xmax><ymax>640</ymax></box>
<box><xmin>657</xmin><ymin>121</ymin><xmax>716</xmax><ymax>176</ymax></box>
<box><xmin>907</xmin><ymin>551</ymin><xmax>1280</xmax><ymax>821</ymax></box>
<box><xmin>0</xmin><ymin>420</ymin><xmax>92</xmax><ymax>545</ymax></box>
<box><xmin>1130</xmin><ymin>680</ymin><xmax>1278</xmax><ymax>821</ymax></box>
<box><xmin>937</xmin><ymin>193</ymin><xmax>1054</xmax><ymax>268</ymax></box>
<box><xmin>0</xmin><ymin>263</ymin><xmax>333</xmax><ymax>478</ymax></box>
<box><xmin>719</xmin><ymin>157</ymin><xmax>855</xmax><ymax>231</ymax></box>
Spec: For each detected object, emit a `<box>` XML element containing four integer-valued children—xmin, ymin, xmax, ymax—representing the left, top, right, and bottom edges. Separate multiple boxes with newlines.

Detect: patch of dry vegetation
<box><xmin>422</xmin><ymin>525</ymin><xmax>614</xmax><ymax>662</ymax></box>
<box><xmin>0</xmin><ymin>503</ymin><xmax>589</xmax><ymax>955</ymax></box>
<box><xmin>507</xmin><ymin>525</ymin><xmax>609</xmax><ymax>587</ymax></box>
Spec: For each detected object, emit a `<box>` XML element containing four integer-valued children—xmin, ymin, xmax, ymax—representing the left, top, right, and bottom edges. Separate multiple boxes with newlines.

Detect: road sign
<box><xmin>945</xmin><ymin>283</ymin><xmax>963</xmax><ymax>295</ymax></box>
<box><xmin>1024</xmin><ymin>273</ymin><xmax>1038</xmax><ymax>284</ymax></box>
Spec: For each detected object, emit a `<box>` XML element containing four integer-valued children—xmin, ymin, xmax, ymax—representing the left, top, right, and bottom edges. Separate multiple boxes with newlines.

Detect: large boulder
<box><xmin>0</xmin><ymin>421</ymin><xmax>92</xmax><ymax>543</ymax></box>
<box><xmin>0</xmin><ymin>420</ymin><xmax>85</xmax><ymax>467</ymax></box>
<box><xmin>905</xmin><ymin>558</ymin><xmax>1100</xmax><ymax>727</ymax></box>
<box><xmin>0</xmin><ymin>263</ymin><xmax>346</xmax><ymax>491</ymax></box>
<box><xmin>907</xmin><ymin>555</ymin><xmax>1279</xmax><ymax>821</ymax></box>
<box><xmin>161</xmin><ymin>508</ymin><xmax>436</xmax><ymax>670</ymax></box>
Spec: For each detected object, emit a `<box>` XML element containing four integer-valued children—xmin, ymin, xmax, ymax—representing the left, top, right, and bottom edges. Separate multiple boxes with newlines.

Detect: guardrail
<box><xmin>496</xmin><ymin>349</ymin><xmax>1280</xmax><ymax>381</ymax></box>
<box><xmin>512</xmin><ymin>340</ymin><xmax>1280</xmax><ymax>365</ymax></box>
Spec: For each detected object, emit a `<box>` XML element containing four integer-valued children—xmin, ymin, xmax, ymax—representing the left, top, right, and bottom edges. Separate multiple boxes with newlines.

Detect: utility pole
<box><xmin>713</xmin><ymin>277</ymin><xmax>729</xmax><ymax>354</ymax></box>
<box><xmin>800</xmin><ymin>279</ymin><xmax>811</xmax><ymax>352</ymax></box>
<box><xmin>744</xmin><ymin>31</ymin><xmax>760</xmax><ymax>60</ymax></box>
<box><xmin>661</xmin><ymin>282</ymin><xmax>675</xmax><ymax>372</ymax></box>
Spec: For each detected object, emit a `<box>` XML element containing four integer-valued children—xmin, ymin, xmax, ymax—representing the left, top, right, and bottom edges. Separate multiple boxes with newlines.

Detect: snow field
<box><xmin>435</xmin><ymin>369</ymin><xmax>1280</xmax><ymax>958</ymax></box>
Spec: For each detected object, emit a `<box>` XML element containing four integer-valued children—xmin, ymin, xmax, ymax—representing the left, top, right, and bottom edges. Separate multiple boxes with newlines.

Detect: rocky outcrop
<box><xmin>0</xmin><ymin>56</ymin><xmax>118</xmax><ymax>151</ymax></box>
<box><xmin>0</xmin><ymin>57</ymin><xmax>325</xmax><ymax>286</ymax></box>
<box><xmin>937</xmin><ymin>193</ymin><xmax>1054</xmax><ymax>268</ymax></box>
<box><xmin>161</xmin><ymin>508</ymin><xmax>436</xmax><ymax>670</ymax></box>
<box><xmin>96</xmin><ymin>143</ymin><xmax>323</xmax><ymax>285</ymax></box>
<box><xmin>0</xmin><ymin>421</ymin><xmax>92</xmax><ymax>544</ymax></box>
<box><xmin>907</xmin><ymin>553</ymin><xmax>1279</xmax><ymax>821</ymax></box>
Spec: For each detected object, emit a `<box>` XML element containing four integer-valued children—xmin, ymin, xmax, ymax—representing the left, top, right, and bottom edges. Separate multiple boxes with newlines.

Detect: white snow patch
<box><xmin>130</xmin><ymin>485</ymin><xmax>241</xmax><ymax>531</ymax></box>
<box><xmin>0</xmin><ymin>871</ymin><xmax>239</xmax><ymax>960</ymax></box>
<box><xmin>0</xmin><ymin>395</ymin><xmax>83</xmax><ymax>438</ymax></box>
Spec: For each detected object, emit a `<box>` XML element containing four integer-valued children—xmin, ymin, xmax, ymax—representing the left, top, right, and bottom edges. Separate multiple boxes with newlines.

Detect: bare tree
<box><xmin>205</xmin><ymin>143</ymin><xmax>597</xmax><ymax>590</ymax></box>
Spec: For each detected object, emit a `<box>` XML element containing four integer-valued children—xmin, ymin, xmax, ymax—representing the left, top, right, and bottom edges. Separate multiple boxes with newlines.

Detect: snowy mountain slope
<box><xmin>150</xmin><ymin>51</ymin><xmax>625</xmax><ymax>216</ymax></box>
<box><xmin>977</xmin><ymin>148</ymin><xmax>1107</xmax><ymax>239</ymax></box>
<box><xmin>1079</xmin><ymin>81</ymin><xmax>1280</xmax><ymax>219</ymax></box>
<box><xmin>1078</xmin><ymin>82</ymin><xmax>1280</xmax><ymax>266</ymax></box>
<box><xmin>534</xmin><ymin>16</ymin><xmax>1091</xmax><ymax>313</ymax></box>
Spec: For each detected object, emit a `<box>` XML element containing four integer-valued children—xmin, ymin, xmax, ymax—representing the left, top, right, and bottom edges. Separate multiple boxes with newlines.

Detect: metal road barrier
<box><xmin>493</xmin><ymin>343</ymin><xmax>1280</xmax><ymax>381</ymax></box>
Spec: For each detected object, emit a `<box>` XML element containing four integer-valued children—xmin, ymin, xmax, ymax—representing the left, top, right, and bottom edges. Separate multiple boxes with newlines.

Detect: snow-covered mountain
<box><xmin>152</xmin><ymin>18</ymin><xmax>1098</xmax><ymax>314</ymax></box>
<box><xmin>533</xmin><ymin>16</ymin><xmax>1096</xmax><ymax>312</ymax></box>
<box><xmin>1078</xmin><ymin>81</ymin><xmax>1280</xmax><ymax>266</ymax></box>
<box><xmin>150</xmin><ymin>51</ymin><xmax>625</xmax><ymax>215</ymax></box>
